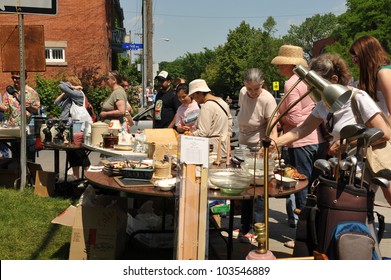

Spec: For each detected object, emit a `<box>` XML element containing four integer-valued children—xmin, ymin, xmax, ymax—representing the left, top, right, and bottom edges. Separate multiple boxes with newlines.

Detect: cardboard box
<box><xmin>145</xmin><ymin>128</ymin><xmax>178</xmax><ymax>160</ymax></box>
<box><xmin>34</xmin><ymin>170</ymin><xmax>56</xmax><ymax>197</ymax></box>
<box><xmin>52</xmin><ymin>195</ymin><xmax>128</xmax><ymax>260</ymax></box>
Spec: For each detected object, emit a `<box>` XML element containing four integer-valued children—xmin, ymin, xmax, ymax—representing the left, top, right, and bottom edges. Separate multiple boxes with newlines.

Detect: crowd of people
<box><xmin>1</xmin><ymin>34</ymin><xmax>391</xmax><ymax>256</ymax></box>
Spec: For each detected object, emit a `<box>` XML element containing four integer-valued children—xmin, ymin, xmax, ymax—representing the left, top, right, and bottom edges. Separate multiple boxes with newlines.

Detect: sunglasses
<box><xmin>325</xmin><ymin>112</ymin><xmax>334</xmax><ymax>133</ymax></box>
<box><xmin>12</xmin><ymin>76</ymin><xmax>21</xmax><ymax>80</ymax></box>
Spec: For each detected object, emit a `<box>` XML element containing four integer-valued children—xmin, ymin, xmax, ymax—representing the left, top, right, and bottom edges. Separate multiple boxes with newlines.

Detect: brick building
<box><xmin>0</xmin><ymin>0</ymin><xmax>125</xmax><ymax>89</ymax></box>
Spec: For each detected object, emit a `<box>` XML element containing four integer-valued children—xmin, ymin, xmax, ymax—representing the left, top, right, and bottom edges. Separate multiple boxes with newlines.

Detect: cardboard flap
<box><xmin>145</xmin><ymin>128</ymin><xmax>178</xmax><ymax>145</ymax></box>
<box><xmin>51</xmin><ymin>205</ymin><xmax>77</xmax><ymax>227</ymax></box>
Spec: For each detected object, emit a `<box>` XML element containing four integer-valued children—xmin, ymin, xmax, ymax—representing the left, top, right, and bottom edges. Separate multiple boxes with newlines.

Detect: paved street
<box><xmin>36</xmin><ymin>149</ymin><xmax>391</xmax><ymax>259</ymax></box>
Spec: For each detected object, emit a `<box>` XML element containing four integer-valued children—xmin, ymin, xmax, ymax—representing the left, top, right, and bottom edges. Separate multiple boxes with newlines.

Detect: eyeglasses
<box><xmin>11</xmin><ymin>76</ymin><xmax>20</xmax><ymax>80</ymax></box>
<box><xmin>326</xmin><ymin>112</ymin><xmax>334</xmax><ymax>133</ymax></box>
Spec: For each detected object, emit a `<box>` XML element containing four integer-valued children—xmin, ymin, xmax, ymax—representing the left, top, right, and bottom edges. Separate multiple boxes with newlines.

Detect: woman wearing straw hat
<box><xmin>188</xmin><ymin>79</ymin><xmax>232</xmax><ymax>157</ymax></box>
<box><xmin>271</xmin><ymin>45</ymin><xmax>328</xmax><ymax>233</ymax></box>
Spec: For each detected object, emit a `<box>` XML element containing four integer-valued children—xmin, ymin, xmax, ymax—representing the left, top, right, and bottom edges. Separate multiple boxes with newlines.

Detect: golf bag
<box><xmin>293</xmin><ymin>175</ymin><xmax>384</xmax><ymax>259</ymax></box>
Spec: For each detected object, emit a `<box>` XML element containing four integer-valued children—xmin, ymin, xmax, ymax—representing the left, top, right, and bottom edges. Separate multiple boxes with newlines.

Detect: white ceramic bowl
<box><xmin>154</xmin><ymin>178</ymin><xmax>176</xmax><ymax>191</ymax></box>
<box><xmin>274</xmin><ymin>174</ymin><xmax>297</xmax><ymax>188</ymax></box>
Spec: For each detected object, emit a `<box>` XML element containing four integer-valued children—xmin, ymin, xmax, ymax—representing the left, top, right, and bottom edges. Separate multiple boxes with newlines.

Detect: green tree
<box><xmin>204</xmin><ymin>21</ymin><xmax>262</xmax><ymax>96</ymax></box>
<box><xmin>334</xmin><ymin>0</ymin><xmax>391</xmax><ymax>51</ymax></box>
<box><xmin>283</xmin><ymin>13</ymin><xmax>339</xmax><ymax>59</ymax></box>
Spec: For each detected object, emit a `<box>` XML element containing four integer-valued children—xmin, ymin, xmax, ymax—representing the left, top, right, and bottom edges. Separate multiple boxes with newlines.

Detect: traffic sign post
<box><xmin>122</xmin><ymin>43</ymin><xmax>143</xmax><ymax>50</ymax></box>
<box><xmin>272</xmin><ymin>81</ymin><xmax>280</xmax><ymax>98</ymax></box>
<box><xmin>0</xmin><ymin>0</ymin><xmax>57</xmax><ymax>15</ymax></box>
<box><xmin>0</xmin><ymin>0</ymin><xmax>58</xmax><ymax>190</ymax></box>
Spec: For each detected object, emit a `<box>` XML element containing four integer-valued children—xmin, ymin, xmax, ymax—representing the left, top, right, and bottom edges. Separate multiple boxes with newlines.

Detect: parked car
<box><xmin>129</xmin><ymin>105</ymin><xmax>239</xmax><ymax>143</ymax></box>
<box><xmin>129</xmin><ymin>105</ymin><xmax>154</xmax><ymax>134</ymax></box>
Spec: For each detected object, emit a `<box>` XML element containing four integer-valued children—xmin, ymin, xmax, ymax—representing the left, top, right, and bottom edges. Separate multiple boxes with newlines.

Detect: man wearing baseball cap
<box><xmin>153</xmin><ymin>70</ymin><xmax>181</xmax><ymax>128</ymax></box>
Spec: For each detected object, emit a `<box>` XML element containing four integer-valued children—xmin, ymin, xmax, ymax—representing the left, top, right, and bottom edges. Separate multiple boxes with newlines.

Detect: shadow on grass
<box><xmin>29</xmin><ymin>223</ymin><xmax>70</xmax><ymax>260</ymax></box>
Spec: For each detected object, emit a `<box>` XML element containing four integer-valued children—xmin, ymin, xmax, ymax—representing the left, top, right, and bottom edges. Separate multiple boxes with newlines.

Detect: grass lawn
<box><xmin>0</xmin><ymin>187</ymin><xmax>74</xmax><ymax>260</ymax></box>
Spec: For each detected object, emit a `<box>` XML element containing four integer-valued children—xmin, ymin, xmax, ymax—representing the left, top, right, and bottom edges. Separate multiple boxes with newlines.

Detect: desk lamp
<box><xmin>103</xmin><ymin>120</ymin><xmax>122</xmax><ymax>148</ymax></box>
<box><xmin>261</xmin><ymin>65</ymin><xmax>352</xmax><ymax>251</ymax></box>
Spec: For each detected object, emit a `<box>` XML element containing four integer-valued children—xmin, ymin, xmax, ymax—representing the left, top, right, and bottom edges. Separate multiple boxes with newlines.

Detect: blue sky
<box><xmin>120</xmin><ymin>0</ymin><xmax>347</xmax><ymax>63</ymax></box>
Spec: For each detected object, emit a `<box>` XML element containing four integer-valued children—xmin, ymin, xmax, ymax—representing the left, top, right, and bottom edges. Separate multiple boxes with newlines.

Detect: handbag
<box><xmin>351</xmin><ymin>90</ymin><xmax>391</xmax><ymax>179</ymax></box>
<box><xmin>70</xmin><ymin>94</ymin><xmax>92</xmax><ymax>127</ymax></box>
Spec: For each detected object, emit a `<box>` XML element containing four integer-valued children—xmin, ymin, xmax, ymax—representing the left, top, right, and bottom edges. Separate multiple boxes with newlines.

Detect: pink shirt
<box><xmin>175</xmin><ymin>100</ymin><xmax>199</xmax><ymax>131</ymax></box>
<box><xmin>278</xmin><ymin>74</ymin><xmax>325</xmax><ymax>148</ymax></box>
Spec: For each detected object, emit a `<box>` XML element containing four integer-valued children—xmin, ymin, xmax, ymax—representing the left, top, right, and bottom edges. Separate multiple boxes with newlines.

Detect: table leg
<box><xmin>54</xmin><ymin>149</ymin><xmax>59</xmax><ymax>179</ymax></box>
<box><xmin>81</xmin><ymin>150</ymin><xmax>91</xmax><ymax>180</ymax></box>
<box><xmin>227</xmin><ymin>199</ymin><xmax>235</xmax><ymax>260</ymax></box>
<box><xmin>64</xmin><ymin>151</ymin><xmax>69</xmax><ymax>182</ymax></box>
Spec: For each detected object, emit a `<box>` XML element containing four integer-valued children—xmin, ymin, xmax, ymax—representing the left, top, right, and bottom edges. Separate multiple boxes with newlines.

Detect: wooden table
<box><xmin>84</xmin><ymin>170</ymin><xmax>308</xmax><ymax>259</ymax></box>
<box><xmin>42</xmin><ymin>142</ymin><xmax>91</xmax><ymax>182</ymax></box>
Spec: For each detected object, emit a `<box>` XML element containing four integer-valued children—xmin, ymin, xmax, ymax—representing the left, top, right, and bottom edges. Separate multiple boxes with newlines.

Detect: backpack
<box><xmin>84</xmin><ymin>96</ymin><xmax>97</xmax><ymax>122</ymax></box>
<box><xmin>327</xmin><ymin>221</ymin><xmax>381</xmax><ymax>260</ymax></box>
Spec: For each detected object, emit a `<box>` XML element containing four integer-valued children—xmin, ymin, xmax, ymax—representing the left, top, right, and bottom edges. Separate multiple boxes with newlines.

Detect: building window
<box><xmin>45</xmin><ymin>48</ymin><xmax>65</xmax><ymax>62</ymax></box>
<box><xmin>45</xmin><ymin>41</ymin><xmax>67</xmax><ymax>66</ymax></box>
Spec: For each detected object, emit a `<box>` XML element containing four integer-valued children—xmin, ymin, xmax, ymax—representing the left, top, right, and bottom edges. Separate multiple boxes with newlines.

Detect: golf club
<box><xmin>314</xmin><ymin>159</ymin><xmax>332</xmax><ymax>178</ymax></box>
<box><xmin>328</xmin><ymin>157</ymin><xmax>339</xmax><ymax>179</ymax></box>
<box><xmin>339</xmin><ymin>159</ymin><xmax>351</xmax><ymax>184</ymax></box>
<box><xmin>346</xmin><ymin>155</ymin><xmax>358</xmax><ymax>185</ymax></box>
<box><xmin>336</xmin><ymin>124</ymin><xmax>367</xmax><ymax>182</ymax></box>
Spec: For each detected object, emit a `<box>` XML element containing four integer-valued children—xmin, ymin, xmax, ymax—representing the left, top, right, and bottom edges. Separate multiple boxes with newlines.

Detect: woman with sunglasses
<box><xmin>273</xmin><ymin>53</ymin><xmax>391</xmax><ymax>206</ymax></box>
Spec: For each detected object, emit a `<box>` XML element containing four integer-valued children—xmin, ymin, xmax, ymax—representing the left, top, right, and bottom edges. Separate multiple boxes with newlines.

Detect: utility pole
<box><xmin>146</xmin><ymin>0</ymin><xmax>153</xmax><ymax>88</ymax></box>
<box><xmin>142</xmin><ymin>0</ymin><xmax>153</xmax><ymax>108</ymax></box>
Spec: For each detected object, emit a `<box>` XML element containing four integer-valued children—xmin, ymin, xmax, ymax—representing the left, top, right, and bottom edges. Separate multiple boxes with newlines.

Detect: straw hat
<box><xmin>188</xmin><ymin>79</ymin><xmax>211</xmax><ymax>96</ymax></box>
<box><xmin>271</xmin><ymin>45</ymin><xmax>308</xmax><ymax>67</ymax></box>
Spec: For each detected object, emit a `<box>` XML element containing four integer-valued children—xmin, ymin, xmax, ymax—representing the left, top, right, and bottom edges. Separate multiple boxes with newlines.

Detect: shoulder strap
<box><xmin>351</xmin><ymin>89</ymin><xmax>391</xmax><ymax>132</ymax></box>
<box><xmin>205</xmin><ymin>99</ymin><xmax>228</xmax><ymax>116</ymax></box>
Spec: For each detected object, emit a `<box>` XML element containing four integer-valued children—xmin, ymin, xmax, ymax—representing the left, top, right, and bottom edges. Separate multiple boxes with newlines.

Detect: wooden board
<box><xmin>0</xmin><ymin>25</ymin><xmax>46</xmax><ymax>72</ymax></box>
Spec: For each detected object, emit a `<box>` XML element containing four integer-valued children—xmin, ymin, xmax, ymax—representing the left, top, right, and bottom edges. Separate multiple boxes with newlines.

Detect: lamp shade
<box><xmin>294</xmin><ymin>65</ymin><xmax>352</xmax><ymax>113</ymax></box>
<box><xmin>108</xmin><ymin>119</ymin><xmax>122</xmax><ymax>130</ymax></box>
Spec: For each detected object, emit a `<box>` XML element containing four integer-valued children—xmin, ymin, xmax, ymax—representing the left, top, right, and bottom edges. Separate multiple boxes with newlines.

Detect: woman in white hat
<box><xmin>188</xmin><ymin>79</ymin><xmax>232</xmax><ymax>157</ymax></box>
<box><xmin>271</xmin><ymin>45</ymin><xmax>329</xmax><ymax>231</ymax></box>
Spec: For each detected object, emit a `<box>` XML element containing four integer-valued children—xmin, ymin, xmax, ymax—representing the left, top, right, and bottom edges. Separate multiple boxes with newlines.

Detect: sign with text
<box><xmin>122</xmin><ymin>43</ymin><xmax>143</xmax><ymax>51</ymax></box>
<box><xmin>0</xmin><ymin>0</ymin><xmax>57</xmax><ymax>15</ymax></box>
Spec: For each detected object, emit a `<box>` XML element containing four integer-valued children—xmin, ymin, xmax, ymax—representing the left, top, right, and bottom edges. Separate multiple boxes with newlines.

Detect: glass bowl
<box><xmin>209</xmin><ymin>169</ymin><xmax>252</xmax><ymax>195</ymax></box>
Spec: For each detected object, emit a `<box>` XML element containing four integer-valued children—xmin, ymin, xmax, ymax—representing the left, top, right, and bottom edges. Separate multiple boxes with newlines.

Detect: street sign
<box><xmin>122</xmin><ymin>43</ymin><xmax>143</xmax><ymax>50</ymax></box>
<box><xmin>273</xmin><ymin>81</ymin><xmax>280</xmax><ymax>91</ymax></box>
<box><xmin>0</xmin><ymin>0</ymin><xmax>57</xmax><ymax>15</ymax></box>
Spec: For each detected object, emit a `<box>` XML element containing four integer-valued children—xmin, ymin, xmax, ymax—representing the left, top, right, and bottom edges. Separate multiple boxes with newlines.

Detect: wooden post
<box><xmin>176</xmin><ymin>164</ymin><xmax>208</xmax><ymax>260</ymax></box>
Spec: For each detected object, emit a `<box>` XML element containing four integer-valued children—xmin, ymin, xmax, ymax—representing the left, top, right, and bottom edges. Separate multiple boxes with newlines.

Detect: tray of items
<box><xmin>103</xmin><ymin>159</ymin><xmax>154</xmax><ymax>180</ymax></box>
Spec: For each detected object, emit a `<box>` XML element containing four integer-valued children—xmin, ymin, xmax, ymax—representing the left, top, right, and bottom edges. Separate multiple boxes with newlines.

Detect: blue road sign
<box><xmin>122</xmin><ymin>43</ymin><xmax>143</xmax><ymax>50</ymax></box>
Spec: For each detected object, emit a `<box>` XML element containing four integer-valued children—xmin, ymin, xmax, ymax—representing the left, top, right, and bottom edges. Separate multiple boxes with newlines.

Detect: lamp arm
<box><xmin>266</xmin><ymin>88</ymin><xmax>313</xmax><ymax>136</ymax></box>
<box><xmin>261</xmin><ymin>78</ymin><xmax>311</xmax><ymax>251</ymax></box>
<box><xmin>265</xmin><ymin>77</ymin><xmax>303</xmax><ymax>136</ymax></box>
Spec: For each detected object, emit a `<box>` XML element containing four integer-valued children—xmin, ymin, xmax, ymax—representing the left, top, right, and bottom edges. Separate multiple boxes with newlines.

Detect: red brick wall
<box><xmin>0</xmin><ymin>0</ymin><xmax>113</xmax><ymax>89</ymax></box>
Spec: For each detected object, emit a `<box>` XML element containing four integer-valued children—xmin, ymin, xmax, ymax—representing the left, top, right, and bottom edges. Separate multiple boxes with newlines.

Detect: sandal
<box><xmin>240</xmin><ymin>230</ymin><xmax>257</xmax><ymax>244</ymax></box>
<box><xmin>283</xmin><ymin>240</ymin><xmax>295</xmax><ymax>249</ymax></box>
